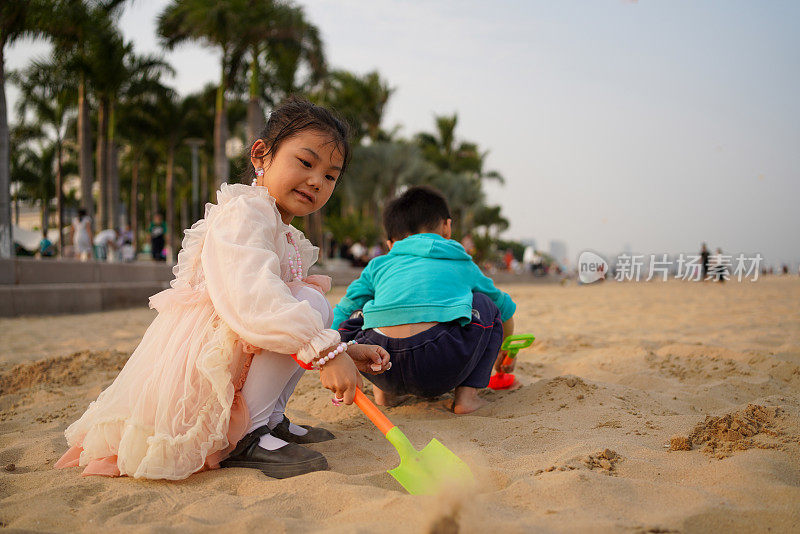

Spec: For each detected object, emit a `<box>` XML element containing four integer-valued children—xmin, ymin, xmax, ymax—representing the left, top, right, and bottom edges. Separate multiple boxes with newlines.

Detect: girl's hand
<box><xmin>319</xmin><ymin>354</ymin><xmax>362</xmax><ymax>404</ymax></box>
<box><xmin>346</xmin><ymin>344</ymin><xmax>391</xmax><ymax>374</ymax></box>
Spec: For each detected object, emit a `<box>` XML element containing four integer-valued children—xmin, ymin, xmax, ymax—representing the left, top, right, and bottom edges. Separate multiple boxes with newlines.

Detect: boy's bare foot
<box><xmin>452</xmin><ymin>386</ymin><xmax>488</xmax><ymax>414</ymax></box>
<box><xmin>373</xmin><ymin>385</ymin><xmax>411</xmax><ymax>407</ymax></box>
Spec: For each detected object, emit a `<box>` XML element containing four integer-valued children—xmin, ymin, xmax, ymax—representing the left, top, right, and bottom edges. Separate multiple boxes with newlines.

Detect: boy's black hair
<box><xmin>243</xmin><ymin>95</ymin><xmax>351</xmax><ymax>184</ymax></box>
<box><xmin>383</xmin><ymin>186</ymin><xmax>451</xmax><ymax>241</ymax></box>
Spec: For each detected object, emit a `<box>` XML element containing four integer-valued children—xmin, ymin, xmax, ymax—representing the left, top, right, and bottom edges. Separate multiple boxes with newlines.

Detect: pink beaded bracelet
<box><xmin>315</xmin><ymin>340</ymin><xmax>358</xmax><ymax>370</ymax></box>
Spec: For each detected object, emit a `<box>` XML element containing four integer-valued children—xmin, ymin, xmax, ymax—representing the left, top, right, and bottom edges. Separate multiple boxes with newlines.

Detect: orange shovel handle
<box><xmin>501</xmin><ymin>355</ymin><xmax>514</xmax><ymax>367</ymax></box>
<box><xmin>354</xmin><ymin>388</ymin><xmax>395</xmax><ymax>436</ymax></box>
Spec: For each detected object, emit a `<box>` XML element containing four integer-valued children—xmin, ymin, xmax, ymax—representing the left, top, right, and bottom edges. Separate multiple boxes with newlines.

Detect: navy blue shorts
<box><xmin>338</xmin><ymin>292</ymin><xmax>504</xmax><ymax>397</ymax></box>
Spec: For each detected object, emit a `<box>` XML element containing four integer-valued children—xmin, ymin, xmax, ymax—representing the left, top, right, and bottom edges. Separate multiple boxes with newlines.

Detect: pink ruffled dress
<box><xmin>55</xmin><ymin>184</ymin><xmax>340</xmax><ymax>480</ymax></box>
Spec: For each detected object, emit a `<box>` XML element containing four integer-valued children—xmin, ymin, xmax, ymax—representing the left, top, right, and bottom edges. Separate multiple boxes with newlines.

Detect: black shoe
<box><xmin>269</xmin><ymin>415</ymin><xmax>335</xmax><ymax>444</ymax></box>
<box><xmin>220</xmin><ymin>425</ymin><xmax>328</xmax><ymax>478</ymax></box>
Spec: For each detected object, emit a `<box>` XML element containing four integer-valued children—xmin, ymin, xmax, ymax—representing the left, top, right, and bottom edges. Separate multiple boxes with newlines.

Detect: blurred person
<box><xmin>38</xmin><ymin>236</ymin><xmax>55</xmax><ymax>257</ymax></box>
<box><xmin>532</xmin><ymin>251</ymin><xmax>545</xmax><ymax>276</ymax></box>
<box><xmin>368</xmin><ymin>242</ymin><xmax>384</xmax><ymax>260</ymax></box>
<box><xmin>522</xmin><ymin>246</ymin><xmax>535</xmax><ymax>272</ymax></box>
<box><xmin>118</xmin><ymin>224</ymin><xmax>136</xmax><ymax>262</ymax></box>
<box><xmin>461</xmin><ymin>234</ymin><xmax>475</xmax><ymax>256</ymax></box>
<box><xmin>504</xmin><ymin>248</ymin><xmax>514</xmax><ymax>271</ymax></box>
<box><xmin>349</xmin><ymin>240</ymin><xmax>367</xmax><ymax>267</ymax></box>
<box><xmin>339</xmin><ymin>237</ymin><xmax>354</xmax><ymax>262</ymax></box>
<box><xmin>149</xmin><ymin>213</ymin><xmax>167</xmax><ymax>261</ymax></box>
<box><xmin>94</xmin><ymin>228</ymin><xmax>118</xmax><ymax>262</ymax></box>
<box><xmin>708</xmin><ymin>247</ymin><xmax>728</xmax><ymax>282</ymax></box>
<box><xmin>700</xmin><ymin>243</ymin><xmax>710</xmax><ymax>281</ymax></box>
<box><xmin>71</xmin><ymin>208</ymin><xmax>93</xmax><ymax>261</ymax></box>
<box><xmin>328</xmin><ymin>235</ymin><xmax>338</xmax><ymax>259</ymax></box>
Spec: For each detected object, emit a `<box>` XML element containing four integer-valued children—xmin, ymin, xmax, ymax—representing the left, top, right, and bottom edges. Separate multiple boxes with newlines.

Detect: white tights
<box><xmin>240</xmin><ymin>285</ymin><xmax>333</xmax><ymax>450</ymax></box>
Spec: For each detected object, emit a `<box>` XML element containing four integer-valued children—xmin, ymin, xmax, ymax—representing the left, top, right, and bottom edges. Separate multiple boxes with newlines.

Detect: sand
<box><xmin>1</xmin><ymin>278</ymin><xmax>799</xmax><ymax>532</ymax></box>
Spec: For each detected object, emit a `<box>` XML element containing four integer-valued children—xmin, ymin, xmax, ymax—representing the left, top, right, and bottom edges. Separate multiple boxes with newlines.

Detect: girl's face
<box><xmin>251</xmin><ymin>130</ymin><xmax>344</xmax><ymax>224</ymax></box>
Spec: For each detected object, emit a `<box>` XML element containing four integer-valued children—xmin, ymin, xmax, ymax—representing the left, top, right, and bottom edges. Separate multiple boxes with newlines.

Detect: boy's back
<box><xmin>332</xmin><ymin>232</ymin><xmax>515</xmax><ymax>330</ymax></box>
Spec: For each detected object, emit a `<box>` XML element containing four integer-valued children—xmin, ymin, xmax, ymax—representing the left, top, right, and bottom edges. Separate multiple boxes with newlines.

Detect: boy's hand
<box><xmin>346</xmin><ymin>344</ymin><xmax>391</xmax><ymax>374</ymax></box>
<box><xmin>494</xmin><ymin>316</ymin><xmax>516</xmax><ymax>373</ymax></box>
<box><xmin>493</xmin><ymin>349</ymin><xmax>515</xmax><ymax>374</ymax></box>
<box><xmin>319</xmin><ymin>355</ymin><xmax>362</xmax><ymax>404</ymax></box>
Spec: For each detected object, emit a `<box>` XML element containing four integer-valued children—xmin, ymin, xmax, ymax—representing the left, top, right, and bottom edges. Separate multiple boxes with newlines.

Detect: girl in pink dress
<box><xmin>55</xmin><ymin>97</ymin><xmax>390</xmax><ymax>480</ymax></box>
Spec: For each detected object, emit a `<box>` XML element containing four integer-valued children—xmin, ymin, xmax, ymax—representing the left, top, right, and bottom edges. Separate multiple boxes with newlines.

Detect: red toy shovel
<box><xmin>488</xmin><ymin>334</ymin><xmax>536</xmax><ymax>390</ymax></box>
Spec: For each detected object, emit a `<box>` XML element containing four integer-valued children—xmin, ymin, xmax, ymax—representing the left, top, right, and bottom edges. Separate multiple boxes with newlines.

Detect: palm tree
<box><xmin>1</xmin><ymin>0</ymin><xmax>51</xmax><ymax>257</ymax></box>
<box><xmin>141</xmin><ymin>144</ymin><xmax>161</xmax><ymax>250</ymax></box>
<box><xmin>48</xmin><ymin>2</ymin><xmax>94</xmax><ymax>230</ymax></box>
<box><xmin>416</xmin><ymin>113</ymin><xmax>504</xmax><ymax>182</ymax></box>
<box><xmin>87</xmin><ymin>21</ymin><xmax>128</xmax><ymax>230</ymax></box>
<box><xmin>116</xmin><ymin>55</ymin><xmax>174</xmax><ymax>254</ymax></box>
<box><xmin>115</xmin><ymin>52</ymin><xmax>174</xmax><ymax>230</ymax></box>
<box><xmin>242</xmin><ymin>2</ymin><xmax>326</xmax><ymax>141</ymax></box>
<box><xmin>10</xmin><ymin>58</ymin><xmax>77</xmax><ymax>255</ymax></box>
<box><xmin>473</xmin><ymin>205</ymin><xmax>509</xmax><ymax>240</ymax></box>
<box><xmin>179</xmin><ymin>86</ymin><xmax>216</xmax><ymax>220</ymax></box>
<box><xmin>151</xmin><ymin>87</ymin><xmax>209</xmax><ymax>262</ymax></box>
<box><xmin>341</xmin><ymin>142</ymin><xmax>432</xmax><ymax>225</ymax></box>
<box><xmin>306</xmin><ymin>68</ymin><xmax>393</xmax><ymax>253</ymax></box>
<box><xmin>9</xmin><ymin>128</ymin><xmax>40</xmax><ymax>228</ymax></box>
<box><xmin>49</xmin><ymin>0</ymin><xmax>131</xmax><ymax>232</ymax></box>
<box><xmin>420</xmin><ymin>171</ymin><xmax>485</xmax><ymax>240</ymax></box>
<box><xmin>10</xmin><ymin>139</ymin><xmax>51</xmax><ymax>240</ymax></box>
<box><xmin>158</xmin><ymin>0</ymin><xmax>250</xmax><ymax>190</ymax></box>
<box><xmin>414</xmin><ymin>114</ymin><xmax>508</xmax><ymax>238</ymax></box>
<box><xmin>10</xmin><ymin>124</ymin><xmax>77</xmax><ymax>244</ymax></box>
<box><xmin>316</xmin><ymin>69</ymin><xmax>393</xmax><ymax>145</ymax></box>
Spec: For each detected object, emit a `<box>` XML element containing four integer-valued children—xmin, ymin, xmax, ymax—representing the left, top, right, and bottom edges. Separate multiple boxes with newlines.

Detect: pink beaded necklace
<box><xmin>286</xmin><ymin>232</ymin><xmax>303</xmax><ymax>282</ymax></box>
<box><xmin>252</xmin><ymin>168</ymin><xmax>303</xmax><ymax>282</ymax></box>
<box><xmin>251</xmin><ymin>168</ymin><xmax>366</xmax><ymax>377</ymax></box>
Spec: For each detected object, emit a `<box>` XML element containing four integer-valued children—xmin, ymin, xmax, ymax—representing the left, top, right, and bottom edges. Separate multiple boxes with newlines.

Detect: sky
<box><xmin>6</xmin><ymin>0</ymin><xmax>799</xmax><ymax>267</ymax></box>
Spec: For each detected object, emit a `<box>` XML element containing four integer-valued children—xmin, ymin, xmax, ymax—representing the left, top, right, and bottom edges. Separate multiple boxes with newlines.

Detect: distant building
<box><xmin>520</xmin><ymin>239</ymin><xmax>538</xmax><ymax>251</ymax></box>
<box><xmin>549</xmin><ymin>240</ymin><xmax>568</xmax><ymax>266</ymax></box>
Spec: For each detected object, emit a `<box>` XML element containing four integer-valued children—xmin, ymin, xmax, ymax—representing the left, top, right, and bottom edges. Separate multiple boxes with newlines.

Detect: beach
<box><xmin>1</xmin><ymin>277</ymin><xmax>799</xmax><ymax>532</ymax></box>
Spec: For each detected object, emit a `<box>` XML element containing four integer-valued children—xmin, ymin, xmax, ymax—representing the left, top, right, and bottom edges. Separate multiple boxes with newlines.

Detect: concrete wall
<box><xmin>0</xmin><ymin>259</ymin><xmax>173</xmax><ymax>317</ymax></box>
<box><xmin>0</xmin><ymin>282</ymin><xmax>169</xmax><ymax>316</ymax></box>
<box><xmin>0</xmin><ymin>258</ymin><xmax>173</xmax><ymax>286</ymax></box>
<box><xmin>0</xmin><ymin>259</ymin><xmax>13</xmax><ymax>285</ymax></box>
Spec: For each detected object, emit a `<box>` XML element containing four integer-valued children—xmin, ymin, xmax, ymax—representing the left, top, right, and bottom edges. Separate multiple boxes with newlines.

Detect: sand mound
<box><xmin>673</xmin><ymin>404</ymin><xmax>787</xmax><ymax>457</ymax></box>
<box><xmin>0</xmin><ymin>350</ymin><xmax>128</xmax><ymax>395</ymax></box>
<box><xmin>668</xmin><ymin>436</ymin><xmax>692</xmax><ymax>451</ymax></box>
<box><xmin>535</xmin><ymin>448</ymin><xmax>624</xmax><ymax>477</ymax></box>
<box><xmin>582</xmin><ymin>448</ymin><xmax>622</xmax><ymax>474</ymax></box>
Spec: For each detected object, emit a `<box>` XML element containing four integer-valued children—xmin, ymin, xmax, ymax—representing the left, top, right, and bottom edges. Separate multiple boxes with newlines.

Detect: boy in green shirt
<box><xmin>334</xmin><ymin>186</ymin><xmax>516</xmax><ymax>413</ymax></box>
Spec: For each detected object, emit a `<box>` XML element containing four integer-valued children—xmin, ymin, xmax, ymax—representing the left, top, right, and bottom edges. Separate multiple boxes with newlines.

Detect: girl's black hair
<box><xmin>243</xmin><ymin>96</ymin><xmax>351</xmax><ymax>184</ymax></box>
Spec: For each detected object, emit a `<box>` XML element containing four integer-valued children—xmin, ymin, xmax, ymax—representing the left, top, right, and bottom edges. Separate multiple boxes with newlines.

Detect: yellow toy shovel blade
<box><xmin>354</xmin><ymin>389</ymin><xmax>475</xmax><ymax>495</ymax></box>
<box><xmin>385</xmin><ymin>426</ymin><xmax>475</xmax><ymax>495</ymax></box>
